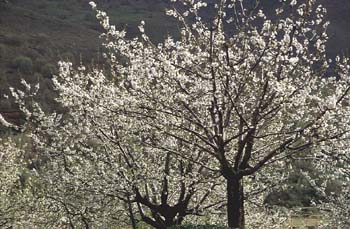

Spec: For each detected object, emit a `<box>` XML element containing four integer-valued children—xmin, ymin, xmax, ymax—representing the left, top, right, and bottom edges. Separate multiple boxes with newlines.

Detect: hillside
<box><xmin>0</xmin><ymin>0</ymin><xmax>177</xmax><ymax>113</ymax></box>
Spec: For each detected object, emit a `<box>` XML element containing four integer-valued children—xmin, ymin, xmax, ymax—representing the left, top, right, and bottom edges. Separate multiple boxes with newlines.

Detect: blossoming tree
<box><xmin>11</xmin><ymin>69</ymin><xmax>227</xmax><ymax>228</ymax></box>
<box><xmin>12</xmin><ymin>0</ymin><xmax>350</xmax><ymax>228</ymax></box>
<box><xmin>86</xmin><ymin>0</ymin><xmax>350</xmax><ymax>227</ymax></box>
<box><xmin>0</xmin><ymin>139</ymin><xmax>34</xmax><ymax>227</ymax></box>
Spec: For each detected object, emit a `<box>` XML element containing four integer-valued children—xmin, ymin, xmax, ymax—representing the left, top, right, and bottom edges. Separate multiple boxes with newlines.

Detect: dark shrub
<box><xmin>12</xmin><ymin>56</ymin><xmax>33</xmax><ymax>74</ymax></box>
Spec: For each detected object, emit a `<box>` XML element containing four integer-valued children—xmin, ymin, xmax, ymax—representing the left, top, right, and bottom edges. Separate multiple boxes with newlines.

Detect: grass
<box><xmin>289</xmin><ymin>215</ymin><xmax>323</xmax><ymax>227</ymax></box>
<box><xmin>287</xmin><ymin>207</ymin><xmax>329</xmax><ymax>228</ymax></box>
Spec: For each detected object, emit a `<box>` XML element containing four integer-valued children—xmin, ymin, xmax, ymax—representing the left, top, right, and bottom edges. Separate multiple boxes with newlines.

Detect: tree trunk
<box><xmin>227</xmin><ymin>177</ymin><xmax>245</xmax><ymax>229</ymax></box>
<box><xmin>126</xmin><ymin>195</ymin><xmax>137</xmax><ymax>229</ymax></box>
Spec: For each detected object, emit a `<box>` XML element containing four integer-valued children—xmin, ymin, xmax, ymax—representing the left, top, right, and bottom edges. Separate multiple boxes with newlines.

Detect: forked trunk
<box><xmin>227</xmin><ymin>177</ymin><xmax>245</xmax><ymax>229</ymax></box>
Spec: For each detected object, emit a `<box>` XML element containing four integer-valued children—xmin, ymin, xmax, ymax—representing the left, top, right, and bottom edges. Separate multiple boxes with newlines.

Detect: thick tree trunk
<box><xmin>227</xmin><ymin>177</ymin><xmax>245</xmax><ymax>229</ymax></box>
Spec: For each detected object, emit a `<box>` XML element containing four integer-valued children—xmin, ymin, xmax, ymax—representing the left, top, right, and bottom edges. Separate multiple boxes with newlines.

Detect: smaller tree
<box><xmin>308</xmin><ymin>146</ymin><xmax>350</xmax><ymax>228</ymax></box>
<box><xmin>11</xmin><ymin>65</ymin><xmax>225</xmax><ymax>228</ymax></box>
<box><xmin>0</xmin><ymin>139</ymin><xmax>33</xmax><ymax>228</ymax></box>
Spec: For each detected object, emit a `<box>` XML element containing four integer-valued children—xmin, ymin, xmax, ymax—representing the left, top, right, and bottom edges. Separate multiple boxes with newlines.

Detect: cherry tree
<box><xmin>11</xmin><ymin>0</ymin><xmax>350</xmax><ymax>228</ymax></box>
<box><xmin>12</xmin><ymin>59</ymin><xmax>224</xmax><ymax>228</ymax></box>
<box><xmin>84</xmin><ymin>0</ymin><xmax>350</xmax><ymax>228</ymax></box>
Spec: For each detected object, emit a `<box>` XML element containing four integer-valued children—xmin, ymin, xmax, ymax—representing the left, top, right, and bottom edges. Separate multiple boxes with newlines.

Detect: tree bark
<box><xmin>227</xmin><ymin>177</ymin><xmax>245</xmax><ymax>229</ymax></box>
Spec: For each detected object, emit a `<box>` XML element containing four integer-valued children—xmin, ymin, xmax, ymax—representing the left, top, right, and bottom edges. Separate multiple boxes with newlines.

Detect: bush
<box><xmin>40</xmin><ymin>63</ymin><xmax>57</xmax><ymax>78</ymax></box>
<box><xmin>12</xmin><ymin>56</ymin><xmax>33</xmax><ymax>74</ymax></box>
